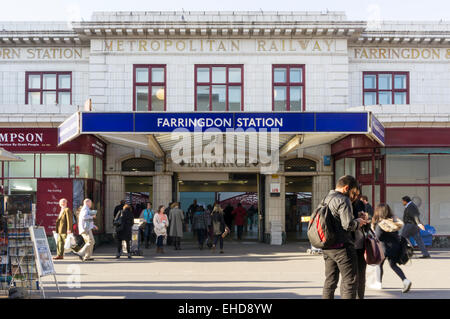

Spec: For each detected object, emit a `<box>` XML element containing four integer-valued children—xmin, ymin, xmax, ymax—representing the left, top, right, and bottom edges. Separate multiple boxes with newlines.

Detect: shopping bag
<box><xmin>52</xmin><ymin>231</ymin><xmax>59</xmax><ymax>246</ymax></box>
<box><xmin>364</xmin><ymin>228</ymin><xmax>385</xmax><ymax>265</ymax></box>
<box><xmin>366</xmin><ymin>264</ymin><xmax>382</xmax><ymax>288</ymax></box>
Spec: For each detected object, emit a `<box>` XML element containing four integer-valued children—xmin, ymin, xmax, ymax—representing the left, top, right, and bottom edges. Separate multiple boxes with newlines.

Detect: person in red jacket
<box><xmin>232</xmin><ymin>203</ymin><xmax>247</xmax><ymax>240</ymax></box>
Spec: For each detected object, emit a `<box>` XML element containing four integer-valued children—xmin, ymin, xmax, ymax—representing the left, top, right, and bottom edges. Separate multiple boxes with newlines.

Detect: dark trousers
<box><xmin>144</xmin><ymin>223</ymin><xmax>154</xmax><ymax>245</ymax></box>
<box><xmin>355</xmin><ymin>248</ymin><xmax>367</xmax><ymax>299</ymax></box>
<box><xmin>401</xmin><ymin>223</ymin><xmax>430</xmax><ymax>257</ymax></box>
<box><xmin>173</xmin><ymin>236</ymin><xmax>181</xmax><ymax>249</ymax></box>
<box><xmin>380</xmin><ymin>258</ymin><xmax>406</xmax><ymax>281</ymax></box>
<box><xmin>322</xmin><ymin>244</ymin><xmax>357</xmax><ymax>299</ymax></box>
<box><xmin>117</xmin><ymin>239</ymin><xmax>130</xmax><ymax>255</ymax></box>
<box><xmin>156</xmin><ymin>235</ymin><xmax>164</xmax><ymax>248</ymax></box>
<box><xmin>214</xmin><ymin>235</ymin><xmax>224</xmax><ymax>249</ymax></box>
<box><xmin>237</xmin><ymin>225</ymin><xmax>244</xmax><ymax>240</ymax></box>
<box><xmin>196</xmin><ymin>229</ymin><xmax>206</xmax><ymax>246</ymax></box>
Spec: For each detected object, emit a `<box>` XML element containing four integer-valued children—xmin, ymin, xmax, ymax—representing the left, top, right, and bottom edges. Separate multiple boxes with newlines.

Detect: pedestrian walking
<box><xmin>169</xmin><ymin>202</ymin><xmax>184</xmax><ymax>250</ymax></box>
<box><xmin>247</xmin><ymin>205</ymin><xmax>257</xmax><ymax>231</ymax></box>
<box><xmin>153</xmin><ymin>205</ymin><xmax>169</xmax><ymax>253</ymax></box>
<box><xmin>187</xmin><ymin>199</ymin><xmax>199</xmax><ymax>228</ymax></box>
<box><xmin>53</xmin><ymin>198</ymin><xmax>73</xmax><ymax>260</ymax></box>
<box><xmin>223</xmin><ymin>204</ymin><xmax>234</xmax><ymax>233</ymax></box>
<box><xmin>372</xmin><ymin>204</ymin><xmax>412</xmax><ymax>293</ymax></box>
<box><xmin>211</xmin><ymin>204</ymin><xmax>227</xmax><ymax>254</ymax></box>
<box><xmin>114</xmin><ymin>204</ymin><xmax>134</xmax><ymax>259</ymax></box>
<box><xmin>320</xmin><ymin>175</ymin><xmax>368</xmax><ymax>299</ymax></box>
<box><xmin>232</xmin><ymin>203</ymin><xmax>247</xmax><ymax>240</ymax></box>
<box><xmin>75</xmin><ymin>199</ymin><xmax>98</xmax><ymax>262</ymax></box>
<box><xmin>400</xmin><ymin>196</ymin><xmax>430</xmax><ymax>258</ymax></box>
<box><xmin>205</xmin><ymin>204</ymin><xmax>214</xmax><ymax>248</ymax></box>
<box><xmin>140</xmin><ymin>202</ymin><xmax>154</xmax><ymax>249</ymax></box>
<box><xmin>193</xmin><ymin>206</ymin><xmax>208</xmax><ymax>249</ymax></box>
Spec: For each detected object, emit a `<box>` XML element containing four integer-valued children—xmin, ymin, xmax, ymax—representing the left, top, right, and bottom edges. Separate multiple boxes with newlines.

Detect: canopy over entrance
<box><xmin>58</xmin><ymin>111</ymin><xmax>385</xmax><ymax>161</ymax></box>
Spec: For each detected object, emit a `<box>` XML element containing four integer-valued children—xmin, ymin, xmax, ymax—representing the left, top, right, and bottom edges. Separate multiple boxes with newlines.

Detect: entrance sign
<box><xmin>58</xmin><ymin>112</ymin><xmax>80</xmax><ymax>145</ymax></box>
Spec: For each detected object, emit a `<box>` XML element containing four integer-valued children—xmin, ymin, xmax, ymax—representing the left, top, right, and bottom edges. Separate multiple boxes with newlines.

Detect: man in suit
<box><xmin>401</xmin><ymin>196</ymin><xmax>430</xmax><ymax>258</ymax></box>
<box><xmin>53</xmin><ymin>198</ymin><xmax>73</xmax><ymax>260</ymax></box>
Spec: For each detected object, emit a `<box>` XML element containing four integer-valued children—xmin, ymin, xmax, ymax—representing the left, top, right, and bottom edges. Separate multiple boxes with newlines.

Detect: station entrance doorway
<box><xmin>285</xmin><ymin>176</ymin><xmax>312</xmax><ymax>241</ymax></box>
<box><xmin>177</xmin><ymin>173</ymin><xmax>260</xmax><ymax>241</ymax></box>
<box><xmin>124</xmin><ymin>176</ymin><xmax>153</xmax><ymax>218</ymax></box>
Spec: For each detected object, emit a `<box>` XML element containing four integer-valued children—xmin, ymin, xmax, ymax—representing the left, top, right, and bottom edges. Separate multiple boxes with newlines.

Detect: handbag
<box><xmin>113</xmin><ymin>211</ymin><xmax>124</xmax><ymax>232</ymax></box>
<box><xmin>364</xmin><ymin>228</ymin><xmax>385</xmax><ymax>265</ymax></box>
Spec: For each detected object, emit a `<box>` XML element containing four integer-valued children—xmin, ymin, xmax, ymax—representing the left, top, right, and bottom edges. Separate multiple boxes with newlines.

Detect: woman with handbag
<box><xmin>372</xmin><ymin>204</ymin><xmax>412</xmax><ymax>293</ymax></box>
<box><xmin>153</xmin><ymin>205</ymin><xmax>169</xmax><ymax>253</ymax></box>
<box><xmin>114</xmin><ymin>204</ymin><xmax>134</xmax><ymax>259</ymax></box>
<box><xmin>211</xmin><ymin>204</ymin><xmax>228</xmax><ymax>254</ymax></box>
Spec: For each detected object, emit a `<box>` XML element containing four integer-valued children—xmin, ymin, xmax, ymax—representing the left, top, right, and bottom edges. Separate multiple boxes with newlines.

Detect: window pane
<box><xmin>274</xmin><ymin>86</ymin><xmax>287</xmax><ymax>111</ymax></box>
<box><xmin>379</xmin><ymin>91</ymin><xmax>392</xmax><ymax>104</ymax></box>
<box><xmin>6</xmin><ymin>179</ymin><xmax>37</xmax><ymax>194</ymax></box>
<box><xmin>43</xmin><ymin>74</ymin><xmax>56</xmax><ymax>89</ymax></box>
<box><xmin>69</xmin><ymin>154</ymin><xmax>75</xmax><ymax>178</ymax></box>
<box><xmin>386</xmin><ymin>154</ymin><xmax>428</xmax><ymax>184</ymax></box>
<box><xmin>151</xmin><ymin>86</ymin><xmax>165</xmax><ymax>111</ymax></box>
<box><xmin>35</xmin><ymin>154</ymin><xmax>40</xmax><ymax>177</ymax></box>
<box><xmin>211</xmin><ymin>85</ymin><xmax>226</xmax><ymax>111</ymax></box>
<box><xmin>196</xmin><ymin>86</ymin><xmax>210</xmax><ymax>111</ymax></box>
<box><xmin>364</xmin><ymin>92</ymin><xmax>377</xmax><ymax>105</ymax></box>
<box><xmin>96</xmin><ymin>157</ymin><xmax>103</xmax><ymax>182</ymax></box>
<box><xmin>335</xmin><ymin>159</ymin><xmax>345</xmax><ymax>185</ymax></box>
<box><xmin>344</xmin><ymin>158</ymin><xmax>356</xmax><ymax>177</ymax></box>
<box><xmin>378</xmin><ymin>74</ymin><xmax>392</xmax><ymax>90</ymax></box>
<box><xmin>394</xmin><ymin>92</ymin><xmax>406</xmax><ymax>104</ymax></box>
<box><xmin>430</xmin><ymin>155</ymin><xmax>450</xmax><ymax>183</ymax></box>
<box><xmin>228</xmin><ymin>86</ymin><xmax>241</xmax><ymax>111</ymax></box>
<box><xmin>386</xmin><ymin>186</ymin><xmax>428</xmax><ymax>224</ymax></box>
<box><xmin>58</xmin><ymin>92</ymin><xmax>71</xmax><ymax>105</ymax></box>
<box><xmin>289</xmin><ymin>86</ymin><xmax>302</xmax><ymax>111</ymax></box>
<box><xmin>135</xmin><ymin>86</ymin><xmax>148</xmax><ymax>111</ymax></box>
<box><xmin>394</xmin><ymin>74</ymin><xmax>406</xmax><ymax>89</ymax></box>
<box><xmin>212</xmin><ymin>67</ymin><xmax>226</xmax><ymax>83</ymax></box>
<box><xmin>151</xmin><ymin>68</ymin><xmax>164</xmax><ymax>83</ymax></box>
<box><xmin>197</xmin><ymin>68</ymin><xmax>209</xmax><ymax>83</ymax></box>
<box><xmin>9</xmin><ymin>154</ymin><xmax>35</xmax><ymax>177</ymax></box>
<box><xmin>76</xmin><ymin>154</ymin><xmax>94</xmax><ymax>179</ymax></box>
<box><xmin>58</xmin><ymin>74</ymin><xmax>71</xmax><ymax>89</ymax></box>
<box><xmin>360</xmin><ymin>160</ymin><xmax>372</xmax><ymax>175</ymax></box>
<box><xmin>41</xmin><ymin>154</ymin><xmax>68</xmax><ymax>178</ymax></box>
<box><xmin>274</xmin><ymin>68</ymin><xmax>287</xmax><ymax>83</ymax></box>
<box><xmin>364</xmin><ymin>74</ymin><xmax>376</xmax><ymax>89</ymax></box>
<box><xmin>29</xmin><ymin>74</ymin><xmax>41</xmax><ymax>89</ymax></box>
<box><xmin>43</xmin><ymin>91</ymin><xmax>57</xmax><ymax>104</ymax></box>
<box><xmin>290</xmin><ymin>68</ymin><xmax>302</xmax><ymax>83</ymax></box>
<box><xmin>228</xmin><ymin>68</ymin><xmax>241</xmax><ymax>83</ymax></box>
<box><xmin>136</xmin><ymin>68</ymin><xmax>148</xmax><ymax>83</ymax></box>
<box><xmin>28</xmin><ymin>92</ymin><xmax>41</xmax><ymax>105</ymax></box>
<box><xmin>430</xmin><ymin>187</ymin><xmax>450</xmax><ymax>235</ymax></box>
<box><xmin>375</xmin><ymin>159</ymin><xmax>382</xmax><ymax>182</ymax></box>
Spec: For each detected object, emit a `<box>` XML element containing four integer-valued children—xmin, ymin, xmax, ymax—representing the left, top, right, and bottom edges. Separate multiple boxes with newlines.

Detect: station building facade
<box><xmin>1</xmin><ymin>11</ymin><xmax>450</xmax><ymax>242</ymax></box>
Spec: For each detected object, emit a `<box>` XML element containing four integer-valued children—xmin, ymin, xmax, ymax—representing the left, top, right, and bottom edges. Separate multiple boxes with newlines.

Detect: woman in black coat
<box><xmin>114</xmin><ymin>204</ymin><xmax>135</xmax><ymax>259</ymax></box>
<box><xmin>372</xmin><ymin>204</ymin><xmax>412</xmax><ymax>293</ymax></box>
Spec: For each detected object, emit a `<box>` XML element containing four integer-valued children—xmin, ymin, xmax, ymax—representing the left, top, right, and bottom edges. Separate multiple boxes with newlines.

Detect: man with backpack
<box><xmin>310</xmin><ymin>175</ymin><xmax>368</xmax><ymax>299</ymax></box>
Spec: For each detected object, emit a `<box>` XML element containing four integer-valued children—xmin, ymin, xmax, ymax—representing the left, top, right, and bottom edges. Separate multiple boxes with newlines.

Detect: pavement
<box><xmin>41</xmin><ymin>240</ymin><xmax>450</xmax><ymax>299</ymax></box>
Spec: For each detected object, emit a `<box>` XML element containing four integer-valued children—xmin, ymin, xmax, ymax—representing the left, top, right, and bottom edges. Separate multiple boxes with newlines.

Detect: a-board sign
<box><xmin>29</xmin><ymin>226</ymin><xmax>56</xmax><ymax>277</ymax></box>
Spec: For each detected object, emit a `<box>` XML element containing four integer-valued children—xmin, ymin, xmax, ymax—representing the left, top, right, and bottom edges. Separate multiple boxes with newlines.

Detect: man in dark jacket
<box><xmin>321</xmin><ymin>175</ymin><xmax>368</xmax><ymax>299</ymax></box>
<box><xmin>401</xmin><ymin>196</ymin><xmax>430</xmax><ymax>258</ymax></box>
<box><xmin>361</xmin><ymin>195</ymin><xmax>374</xmax><ymax>218</ymax></box>
<box><xmin>113</xmin><ymin>200</ymin><xmax>125</xmax><ymax>219</ymax></box>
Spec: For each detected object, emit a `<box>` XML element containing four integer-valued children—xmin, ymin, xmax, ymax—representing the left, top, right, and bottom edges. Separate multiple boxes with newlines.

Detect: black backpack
<box><xmin>307</xmin><ymin>195</ymin><xmax>337</xmax><ymax>249</ymax></box>
<box><xmin>398</xmin><ymin>236</ymin><xmax>414</xmax><ymax>265</ymax></box>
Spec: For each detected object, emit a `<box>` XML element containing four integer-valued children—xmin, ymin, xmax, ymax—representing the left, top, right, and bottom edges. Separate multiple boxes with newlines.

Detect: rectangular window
<box><xmin>363</xmin><ymin>72</ymin><xmax>409</xmax><ymax>106</ymax></box>
<box><xmin>41</xmin><ymin>154</ymin><xmax>69</xmax><ymax>178</ymax></box>
<box><xmin>133</xmin><ymin>65</ymin><xmax>166</xmax><ymax>111</ymax></box>
<box><xmin>386</xmin><ymin>154</ymin><xmax>428</xmax><ymax>184</ymax></box>
<box><xmin>273</xmin><ymin>65</ymin><xmax>305</xmax><ymax>111</ymax></box>
<box><xmin>7</xmin><ymin>154</ymin><xmax>35</xmax><ymax>178</ymax></box>
<box><xmin>195</xmin><ymin>65</ymin><xmax>243</xmax><ymax>111</ymax></box>
<box><xmin>25</xmin><ymin>72</ymin><xmax>72</xmax><ymax>105</ymax></box>
<box><xmin>76</xmin><ymin>154</ymin><xmax>94</xmax><ymax>179</ymax></box>
<box><xmin>95</xmin><ymin>157</ymin><xmax>103</xmax><ymax>182</ymax></box>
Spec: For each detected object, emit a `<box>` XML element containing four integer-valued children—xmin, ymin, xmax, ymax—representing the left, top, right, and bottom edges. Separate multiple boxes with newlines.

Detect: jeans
<box><xmin>56</xmin><ymin>233</ymin><xmax>67</xmax><ymax>257</ymax></box>
<box><xmin>322</xmin><ymin>244</ymin><xmax>357</xmax><ymax>299</ymax></box>
<box><xmin>156</xmin><ymin>235</ymin><xmax>164</xmax><ymax>248</ymax></box>
<box><xmin>117</xmin><ymin>239</ymin><xmax>130</xmax><ymax>255</ymax></box>
<box><xmin>380</xmin><ymin>257</ymin><xmax>406</xmax><ymax>281</ymax></box>
<box><xmin>144</xmin><ymin>223</ymin><xmax>154</xmax><ymax>245</ymax></box>
<box><xmin>196</xmin><ymin>229</ymin><xmax>206</xmax><ymax>247</ymax></box>
<box><xmin>355</xmin><ymin>248</ymin><xmax>367</xmax><ymax>299</ymax></box>
<box><xmin>214</xmin><ymin>235</ymin><xmax>224</xmax><ymax>250</ymax></box>
<box><xmin>237</xmin><ymin>225</ymin><xmax>244</xmax><ymax>240</ymax></box>
<box><xmin>401</xmin><ymin>223</ymin><xmax>430</xmax><ymax>257</ymax></box>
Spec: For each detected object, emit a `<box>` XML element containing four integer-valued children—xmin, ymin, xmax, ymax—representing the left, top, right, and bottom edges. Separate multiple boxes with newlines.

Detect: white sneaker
<box><xmin>368</xmin><ymin>282</ymin><xmax>382</xmax><ymax>290</ymax></box>
<box><xmin>402</xmin><ymin>279</ymin><xmax>412</xmax><ymax>293</ymax></box>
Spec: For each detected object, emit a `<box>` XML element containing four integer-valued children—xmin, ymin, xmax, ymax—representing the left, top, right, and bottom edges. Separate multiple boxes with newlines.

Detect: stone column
<box><xmin>105</xmin><ymin>174</ymin><xmax>125</xmax><ymax>234</ymax></box>
<box><xmin>264</xmin><ymin>174</ymin><xmax>286</xmax><ymax>243</ymax></box>
<box><xmin>153</xmin><ymin>174</ymin><xmax>173</xmax><ymax>209</ymax></box>
<box><xmin>312</xmin><ymin>175</ymin><xmax>333</xmax><ymax>210</ymax></box>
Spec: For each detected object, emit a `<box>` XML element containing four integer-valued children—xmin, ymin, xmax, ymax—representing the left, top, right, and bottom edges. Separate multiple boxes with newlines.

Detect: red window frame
<box><xmin>194</xmin><ymin>64</ymin><xmax>244</xmax><ymax>111</ymax></box>
<box><xmin>25</xmin><ymin>71</ymin><xmax>72</xmax><ymax>105</ymax></box>
<box><xmin>133</xmin><ymin>64</ymin><xmax>167</xmax><ymax>111</ymax></box>
<box><xmin>272</xmin><ymin>64</ymin><xmax>306</xmax><ymax>111</ymax></box>
<box><xmin>362</xmin><ymin>71</ymin><xmax>410</xmax><ymax>106</ymax></box>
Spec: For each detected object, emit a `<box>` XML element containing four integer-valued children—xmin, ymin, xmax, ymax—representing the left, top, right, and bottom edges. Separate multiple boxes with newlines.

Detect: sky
<box><xmin>0</xmin><ymin>0</ymin><xmax>449</xmax><ymax>21</ymax></box>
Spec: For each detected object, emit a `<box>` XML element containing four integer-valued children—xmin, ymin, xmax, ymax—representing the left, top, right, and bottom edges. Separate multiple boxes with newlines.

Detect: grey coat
<box><xmin>169</xmin><ymin>207</ymin><xmax>184</xmax><ymax>237</ymax></box>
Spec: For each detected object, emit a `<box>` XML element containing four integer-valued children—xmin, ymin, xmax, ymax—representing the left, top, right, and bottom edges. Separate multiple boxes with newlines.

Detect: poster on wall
<box><xmin>36</xmin><ymin>179</ymin><xmax>73</xmax><ymax>235</ymax></box>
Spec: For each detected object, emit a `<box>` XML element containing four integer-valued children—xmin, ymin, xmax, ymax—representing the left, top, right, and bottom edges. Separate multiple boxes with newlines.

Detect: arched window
<box><xmin>122</xmin><ymin>158</ymin><xmax>155</xmax><ymax>172</ymax></box>
<box><xmin>284</xmin><ymin>158</ymin><xmax>317</xmax><ymax>172</ymax></box>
